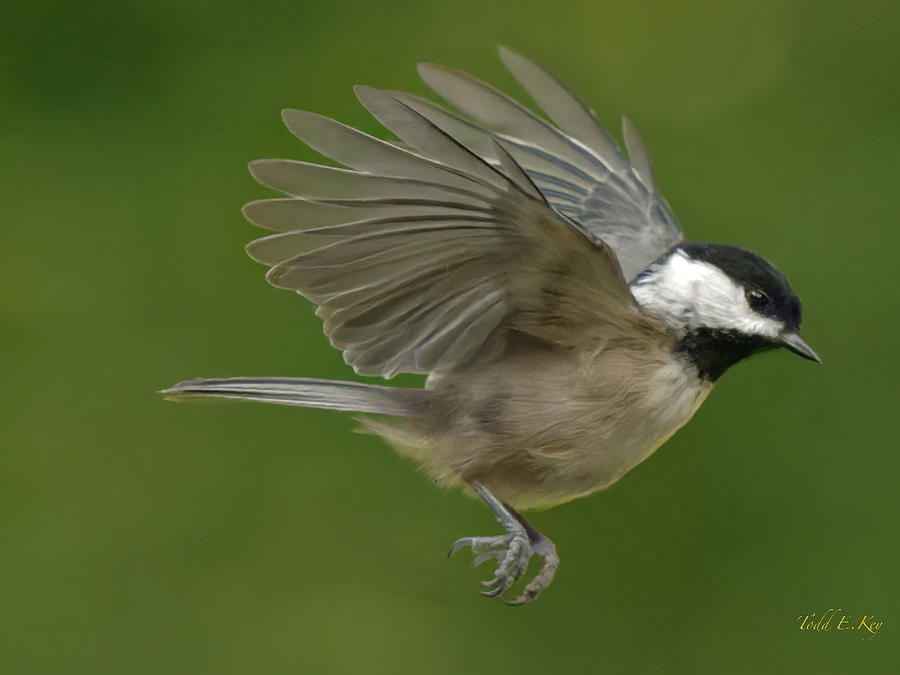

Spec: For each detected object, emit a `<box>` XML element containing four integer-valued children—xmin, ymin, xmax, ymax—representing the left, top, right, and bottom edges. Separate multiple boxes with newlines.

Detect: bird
<box><xmin>164</xmin><ymin>46</ymin><xmax>820</xmax><ymax>605</ymax></box>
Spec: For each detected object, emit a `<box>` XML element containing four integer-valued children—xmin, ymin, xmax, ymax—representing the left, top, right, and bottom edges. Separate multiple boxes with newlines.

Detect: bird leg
<box><xmin>449</xmin><ymin>482</ymin><xmax>559</xmax><ymax>605</ymax></box>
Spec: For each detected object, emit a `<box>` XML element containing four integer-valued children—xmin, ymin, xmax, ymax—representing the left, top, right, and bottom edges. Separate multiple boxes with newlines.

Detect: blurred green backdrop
<box><xmin>1</xmin><ymin>0</ymin><xmax>898</xmax><ymax>672</ymax></box>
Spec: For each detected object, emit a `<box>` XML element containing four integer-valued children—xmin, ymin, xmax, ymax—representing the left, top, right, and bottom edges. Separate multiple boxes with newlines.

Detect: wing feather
<box><xmin>497</xmin><ymin>46</ymin><xmax>628</xmax><ymax>173</ymax></box>
<box><xmin>621</xmin><ymin>116</ymin><xmax>657</xmax><ymax>193</ymax></box>
<box><xmin>417</xmin><ymin>63</ymin><xmax>611</xmax><ymax>181</ymax></box>
<box><xmin>249</xmin><ymin>159</ymin><xmax>492</xmax><ymax>204</ymax></box>
<box><xmin>280</xmin><ymin>110</ymin><xmax>498</xmax><ymax>199</ymax></box>
<box><xmin>242</xmin><ymin>197</ymin><xmax>485</xmax><ymax>233</ymax></box>
<box><xmin>354</xmin><ymin>86</ymin><xmax>511</xmax><ymax>193</ymax></box>
<box><xmin>244</xmin><ymin>85</ymin><xmax>639</xmax><ymax>377</ymax></box>
<box><xmin>409</xmin><ymin>49</ymin><xmax>683</xmax><ymax>281</ymax></box>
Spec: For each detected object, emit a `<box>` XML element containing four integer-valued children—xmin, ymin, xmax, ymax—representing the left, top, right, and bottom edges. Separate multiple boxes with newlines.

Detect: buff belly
<box><xmin>369</xmin><ymin>349</ymin><xmax>714</xmax><ymax>511</ymax></box>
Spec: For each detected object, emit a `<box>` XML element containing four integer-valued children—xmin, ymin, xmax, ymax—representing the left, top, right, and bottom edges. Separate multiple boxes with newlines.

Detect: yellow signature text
<box><xmin>797</xmin><ymin>609</ymin><xmax>883</xmax><ymax>640</ymax></box>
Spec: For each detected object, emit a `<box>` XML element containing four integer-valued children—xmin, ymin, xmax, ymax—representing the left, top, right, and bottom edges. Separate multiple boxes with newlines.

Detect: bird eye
<box><xmin>745</xmin><ymin>288</ymin><xmax>770</xmax><ymax>312</ymax></box>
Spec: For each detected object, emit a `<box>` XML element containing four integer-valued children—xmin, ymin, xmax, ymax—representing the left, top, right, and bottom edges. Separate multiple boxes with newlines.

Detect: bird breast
<box><xmin>407</xmin><ymin>342</ymin><xmax>714</xmax><ymax>510</ymax></box>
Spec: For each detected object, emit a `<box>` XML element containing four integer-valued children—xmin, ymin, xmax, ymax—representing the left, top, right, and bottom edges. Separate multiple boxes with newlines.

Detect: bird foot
<box><xmin>449</xmin><ymin>484</ymin><xmax>559</xmax><ymax>605</ymax></box>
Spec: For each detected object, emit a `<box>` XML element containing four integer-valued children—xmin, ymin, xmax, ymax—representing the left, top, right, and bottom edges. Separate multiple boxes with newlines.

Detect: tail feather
<box><xmin>162</xmin><ymin>377</ymin><xmax>421</xmax><ymax>417</ymax></box>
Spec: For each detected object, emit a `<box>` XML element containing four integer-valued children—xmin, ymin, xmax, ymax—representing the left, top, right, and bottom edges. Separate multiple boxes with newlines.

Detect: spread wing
<box><xmin>243</xmin><ymin>86</ymin><xmax>643</xmax><ymax>378</ymax></box>
<box><xmin>390</xmin><ymin>47</ymin><xmax>683</xmax><ymax>283</ymax></box>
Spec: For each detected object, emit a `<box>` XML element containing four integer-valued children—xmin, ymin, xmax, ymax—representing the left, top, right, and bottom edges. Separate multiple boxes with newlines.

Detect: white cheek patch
<box><xmin>632</xmin><ymin>251</ymin><xmax>783</xmax><ymax>338</ymax></box>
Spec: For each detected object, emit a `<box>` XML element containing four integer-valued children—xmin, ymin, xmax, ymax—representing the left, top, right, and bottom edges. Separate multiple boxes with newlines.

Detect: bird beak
<box><xmin>780</xmin><ymin>332</ymin><xmax>822</xmax><ymax>363</ymax></box>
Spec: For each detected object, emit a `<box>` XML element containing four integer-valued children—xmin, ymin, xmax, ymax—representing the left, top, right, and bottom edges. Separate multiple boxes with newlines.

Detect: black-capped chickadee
<box><xmin>165</xmin><ymin>47</ymin><xmax>820</xmax><ymax>604</ymax></box>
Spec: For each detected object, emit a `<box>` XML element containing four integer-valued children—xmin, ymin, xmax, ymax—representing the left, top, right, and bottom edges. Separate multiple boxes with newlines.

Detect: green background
<box><xmin>2</xmin><ymin>0</ymin><xmax>897</xmax><ymax>672</ymax></box>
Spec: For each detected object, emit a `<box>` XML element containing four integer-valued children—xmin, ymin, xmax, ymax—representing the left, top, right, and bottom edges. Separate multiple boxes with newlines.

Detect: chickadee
<box><xmin>165</xmin><ymin>47</ymin><xmax>820</xmax><ymax>605</ymax></box>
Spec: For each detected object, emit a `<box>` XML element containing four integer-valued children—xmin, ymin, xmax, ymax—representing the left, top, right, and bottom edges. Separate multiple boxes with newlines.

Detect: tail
<box><xmin>162</xmin><ymin>377</ymin><xmax>423</xmax><ymax>417</ymax></box>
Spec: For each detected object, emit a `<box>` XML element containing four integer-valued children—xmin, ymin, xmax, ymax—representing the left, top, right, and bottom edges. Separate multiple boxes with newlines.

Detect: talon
<box><xmin>479</xmin><ymin>574</ymin><xmax>513</xmax><ymax>597</ymax></box>
<box><xmin>471</xmin><ymin>550</ymin><xmax>501</xmax><ymax>567</ymax></box>
<box><xmin>448</xmin><ymin>537</ymin><xmax>474</xmax><ymax>557</ymax></box>
<box><xmin>504</xmin><ymin>594</ymin><xmax>532</xmax><ymax>606</ymax></box>
<box><xmin>490</xmin><ymin>578</ymin><xmax>514</xmax><ymax>596</ymax></box>
<box><xmin>449</xmin><ymin>482</ymin><xmax>560</xmax><ymax>603</ymax></box>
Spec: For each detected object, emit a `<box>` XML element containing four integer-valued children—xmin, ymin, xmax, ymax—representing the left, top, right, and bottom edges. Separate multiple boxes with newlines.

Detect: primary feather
<box><xmin>242</xmin><ymin>53</ymin><xmax>653</xmax><ymax>379</ymax></box>
<box><xmin>408</xmin><ymin>51</ymin><xmax>683</xmax><ymax>280</ymax></box>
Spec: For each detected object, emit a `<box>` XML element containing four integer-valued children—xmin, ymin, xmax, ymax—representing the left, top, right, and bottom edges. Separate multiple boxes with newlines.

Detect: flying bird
<box><xmin>165</xmin><ymin>47</ymin><xmax>820</xmax><ymax>604</ymax></box>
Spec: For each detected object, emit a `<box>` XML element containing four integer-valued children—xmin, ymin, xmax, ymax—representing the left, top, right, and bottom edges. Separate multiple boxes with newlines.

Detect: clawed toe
<box><xmin>471</xmin><ymin>550</ymin><xmax>503</xmax><ymax>567</ymax></box>
<box><xmin>449</xmin><ymin>528</ymin><xmax>556</xmax><ymax>604</ymax></box>
<box><xmin>450</xmin><ymin>482</ymin><xmax>560</xmax><ymax>605</ymax></box>
<box><xmin>448</xmin><ymin>534</ymin><xmax>509</xmax><ymax>558</ymax></box>
<box><xmin>450</xmin><ymin>532</ymin><xmax>527</xmax><ymax>593</ymax></box>
<box><xmin>505</xmin><ymin>535</ymin><xmax>559</xmax><ymax>605</ymax></box>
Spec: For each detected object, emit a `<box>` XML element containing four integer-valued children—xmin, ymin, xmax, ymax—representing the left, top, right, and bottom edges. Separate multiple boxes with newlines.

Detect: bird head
<box><xmin>631</xmin><ymin>242</ymin><xmax>820</xmax><ymax>380</ymax></box>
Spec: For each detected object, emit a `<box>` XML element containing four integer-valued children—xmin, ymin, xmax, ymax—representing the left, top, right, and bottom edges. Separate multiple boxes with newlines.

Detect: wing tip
<box><xmin>247</xmin><ymin>157</ymin><xmax>293</xmax><ymax>185</ymax></box>
<box><xmin>159</xmin><ymin>379</ymin><xmax>204</xmax><ymax>401</ymax></box>
<box><xmin>247</xmin><ymin>158</ymin><xmax>268</xmax><ymax>181</ymax></box>
<box><xmin>245</xmin><ymin>235</ymin><xmax>273</xmax><ymax>265</ymax></box>
<box><xmin>497</xmin><ymin>44</ymin><xmax>525</xmax><ymax>67</ymax></box>
<box><xmin>353</xmin><ymin>83</ymin><xmax>390</xmax><ymax>111</ymax></box>
<box><xmin>417</xmin><ymin>61</ymin><xmax>454</xmax><ymax>81</ymax></box>
<box><xmin>240</xmin><ymin>200</ymin><xmax>258</xmax><ymax>222</ymax></box>
<box><xmin>416</xmin><ymin>61</ymin><xmax>437</xmax><ymax>75</ymax></box>
<box><xmin>352</xmin><ymin>83</ymin><xmax>375</xmax><ymax>97</ymax></box>
<box><xmin>281</xmin><ymin>108</ymin><xmax>330</xmax><ymax>136</ymax></box>
<box><xmin>242</xmin><ymin>199</ymin><xmax>281</xmax><ymax>230</ymax></box>
<box><xmin>264</xmin><ymin>261</ymin><xmax>297</xmax><ymax>290</ymax></box>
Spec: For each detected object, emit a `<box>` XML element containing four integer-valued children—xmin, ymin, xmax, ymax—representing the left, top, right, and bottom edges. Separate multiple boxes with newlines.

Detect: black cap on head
<box><xmin>671</xmin><ymin>242</ymin><xmax>818</xmax><ymax>380</ymax></box>
<box><xmin>677</xmin><ymin>242</ymin><xmax>802</xmax><ymax>332</ymax></box>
